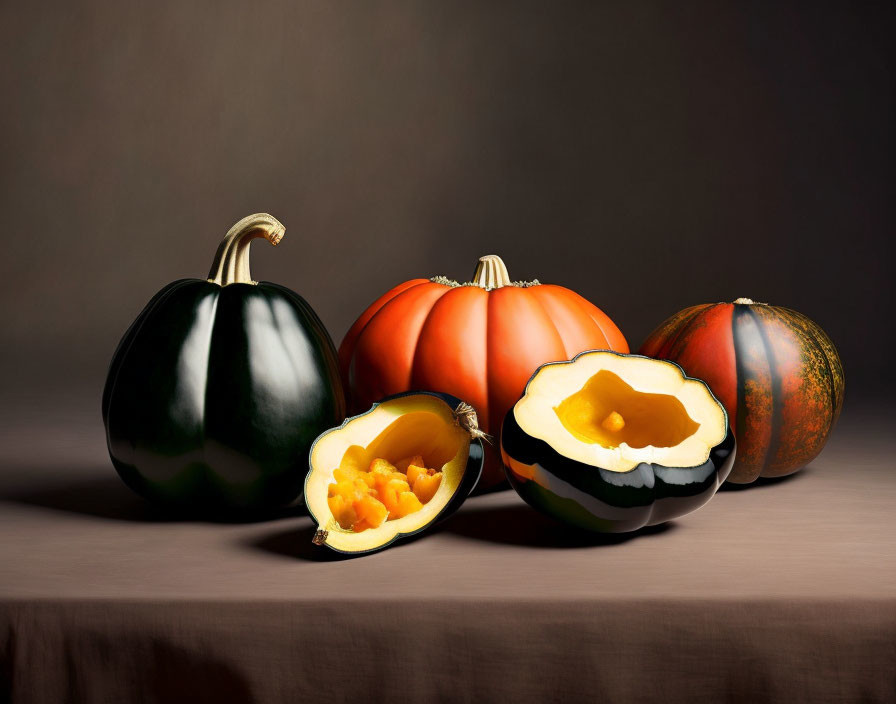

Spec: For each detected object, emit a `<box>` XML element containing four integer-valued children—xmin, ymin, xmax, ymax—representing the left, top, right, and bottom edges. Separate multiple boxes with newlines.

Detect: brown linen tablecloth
<box><xmin>1</xmin><ymin>396</ymin><xmax>894</xmax><ymax>703</ymax></box>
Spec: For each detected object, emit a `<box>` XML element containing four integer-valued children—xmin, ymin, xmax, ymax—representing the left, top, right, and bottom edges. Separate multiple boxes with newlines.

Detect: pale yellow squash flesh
<box><xmin>515</xmin><ymin>352</ymin><xmax>727</xmax><ymax>472</ymax></box>
<box><xmin>306</xmin><ymin>395</ymin><xmax>471</xmax><ymax>553</ymax></box>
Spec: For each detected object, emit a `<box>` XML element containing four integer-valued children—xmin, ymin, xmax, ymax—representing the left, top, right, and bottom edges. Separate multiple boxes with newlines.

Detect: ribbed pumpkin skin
<box><xmin>339</xmin><ymin>279</ymin><xmax>628</xmax><ymax>490</ymax></box>
<box><xmin>639</xmin><ymin>302</ymin><xmax>844</xmax><ymax>484</ymax></box>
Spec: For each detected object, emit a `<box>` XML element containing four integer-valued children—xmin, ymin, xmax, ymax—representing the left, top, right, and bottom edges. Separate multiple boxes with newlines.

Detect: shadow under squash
<box><xmin>249</xmin><ymin>497</ymin><xmax>676</xmax><ymax>559</ymax></box>
<box><xmin>7</xmin><ymin>473</ymin><xmax>307</xmax><ymax>524</ymax></box>
<box><xmin>718</xmin><ymin>466</ymin><xmax>810</xmax><ymax>492</ymax></box>
<box><xmin>249</xmin><ymin>524</ymin><xmax>355</xmax><ymax>562</ymax></box>
<box><xmin>438</xmin><ymin>502</ymin><xmax>676</xmax><ymax>548</ymax></box>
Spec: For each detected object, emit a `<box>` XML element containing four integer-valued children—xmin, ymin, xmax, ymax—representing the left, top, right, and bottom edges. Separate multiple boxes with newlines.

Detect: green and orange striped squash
<box><xmin>639</xmin><ymin>298</ymin><xmax>844</xmax><ymax>484</ymax></box>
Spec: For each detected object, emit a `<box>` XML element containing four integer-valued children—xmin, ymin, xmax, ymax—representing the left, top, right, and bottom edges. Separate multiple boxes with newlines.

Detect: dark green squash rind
<box><xmin>500</xmin><ymin>350</ymin><xmax>736</xmax><ymax>533</ymax></box>
<box><xmin>502</xmin><ymin>410</ymin><xmax>735</xmax><ymax>533</ymax></box>
<box><xmin>102</xmin><ymin>279</ymin><xmax>195</xmax><ymax>425</ymax></box>
<box><xmin>103</xmin><ymin>278</ymin><xmax>345</xmax><ymax>514</ymax></box>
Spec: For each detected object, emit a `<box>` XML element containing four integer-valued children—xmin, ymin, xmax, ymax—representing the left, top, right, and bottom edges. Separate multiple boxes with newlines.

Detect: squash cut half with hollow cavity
<box><xmin>501</xmin><ymin>350</ymin><xmax>736</xmax><ymax>533</ymax></box>
<box><xmin>305</xmin><ymin>392</ymin><xmax>484</xmax><ymax>554</ymax></box>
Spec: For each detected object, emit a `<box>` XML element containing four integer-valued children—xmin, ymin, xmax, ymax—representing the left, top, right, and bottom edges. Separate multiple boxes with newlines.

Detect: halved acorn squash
<box><xmin>501</xmin><ymin>350</ymin><xmax>736</xmax><ymax>533</ymax></box>
<box><xmin>305</xmin><ymin>392</ymin><xmax>484</xmax><ymax>554</ymax></box>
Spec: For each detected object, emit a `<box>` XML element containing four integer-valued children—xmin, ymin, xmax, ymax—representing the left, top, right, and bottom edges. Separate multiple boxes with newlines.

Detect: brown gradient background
<box><xmin>1</xmin><ymin>4</ymin><xmax>896</xmax><ymax>701</ymax></box>
<box><xmin>0</xmin><ymin>1</ymin><xmax>893</xmax><ymax>405</ymax></box>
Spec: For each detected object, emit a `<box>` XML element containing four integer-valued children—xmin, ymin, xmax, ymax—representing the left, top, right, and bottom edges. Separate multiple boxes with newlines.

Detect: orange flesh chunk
<box><xmin>370</xmin><ymin>458</ymin><xmax>397</xmax><ymax>476</ymax></box>
<box><xmin>327</xmin><ymin>494</ymin><xmax>356</xmax><ymax>529</ymax></box>
<box><xmin>395</xmin><ymin>491</ymin><xmax>424</xmax><ymax>518</ymax></box>
<box><xmin>395</xmin><ymin>454</ymin><xmax>424</xmax><ymax>473</ymax></box>
<box><xmin>326</xmin><ymin>455</ymin><xmax>443</xmax><ymax>532</ymax></box>
<box><xmin>601</xmin><ymin>411</ymin><xmax>626</xmax><ymax>433</ymax></box>
<box><xmin>412</xmin><ymin>470</ymin><xmax>442</xmax><ymax>503</ymax></box>
<box><xmin>352</xmin><ymin>495</ymin><xmax>388</xmax><ymax>532</ymax></box>
<box><xmin>406</xmin><ymin>464</ymin><xmax>426</xmax><ymax>486</ymax></box>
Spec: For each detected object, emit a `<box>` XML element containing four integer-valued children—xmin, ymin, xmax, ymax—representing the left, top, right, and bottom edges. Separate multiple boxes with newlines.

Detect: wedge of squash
<box><xmin>305</xmin><ymin>392</ymin><xmax>484</xmax><ymax>554</ymax></box>
<box><xmin>501</xmin><ymin>350</ymin><xmax>736</xmax><ymax>533</ymax></box>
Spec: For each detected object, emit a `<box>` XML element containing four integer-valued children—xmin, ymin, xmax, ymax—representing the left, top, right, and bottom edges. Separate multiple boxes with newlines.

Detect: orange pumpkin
<box><xmin>338</xmin><ymin>255</ymin><xmax>629</xmax><ymax>490</ymax></box>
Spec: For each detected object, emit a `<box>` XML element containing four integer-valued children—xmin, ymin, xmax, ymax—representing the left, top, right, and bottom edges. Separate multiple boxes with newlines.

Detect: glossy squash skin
<box><xmin>639</xmin><ymin>300</ymin><xmax>844</xmax><ymax>484</ymax></box>
<box><xmin>338</xmin><ymin>256</ymin><xmax>628</xmax><ymax>490</ymax></box>
<box><xmin>500</xmin><ymin>353</ymin><xmax>736</xmax><ymax>533</ymax></box>
<box><xmin>102</xmin><ymin>215</ymin><xmax>345</xmax><ymax>513</ymax></box>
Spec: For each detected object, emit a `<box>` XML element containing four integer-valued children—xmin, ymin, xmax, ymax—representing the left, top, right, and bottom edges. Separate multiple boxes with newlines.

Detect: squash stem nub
<box><xmin>207</xmin><ymin>213</ymin><xmax>285</xmax><ymax>286</ymax></box>
<box><xmin>471</xmin><ymin>254</ymin><xmax>511</xmax><ymax>290</ymax></box>
<box><xmin>454</xmin><ymin>402</ymin><xmax>491</xmax><ymax>443</ymax></box>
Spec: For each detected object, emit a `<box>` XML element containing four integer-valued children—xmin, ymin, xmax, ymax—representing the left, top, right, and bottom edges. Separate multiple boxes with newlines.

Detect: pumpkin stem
<box><xmin>471</xmin><ymin>255</ymin><xmax>511</xmax><ymax>290</ymax></box>
<box><xmin>207</xmin><ymin>213</ymin><xmax>285</xmax><ymax>286</ymax></box>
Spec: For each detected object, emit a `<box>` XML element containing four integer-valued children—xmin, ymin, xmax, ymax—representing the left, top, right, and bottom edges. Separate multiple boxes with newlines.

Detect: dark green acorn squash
<box><xmin>305</xmin><ymin>392</ymin><xmax>484</xmax><ymax>554</ymax></box>
<box><xmin>501</xmin><ymin>350</ymin><xmax>735</xmax><ymax>533</ymax></box>
<box><xmin>102</xmin><ymin>213</ymin><xmax>345</xmax><ymax>513</ymax></box>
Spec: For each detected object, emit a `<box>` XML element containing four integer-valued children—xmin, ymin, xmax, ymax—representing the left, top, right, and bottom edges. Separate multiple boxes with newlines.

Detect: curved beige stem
<box><xmin>471</xmin><ymin>254</ymin><xmax>511</xmax><ymax>290</ymax></box>
<box><xmin>207</xmin><ymin>213</ymin><xmax>285</xmax><ymax>286</ymax></box>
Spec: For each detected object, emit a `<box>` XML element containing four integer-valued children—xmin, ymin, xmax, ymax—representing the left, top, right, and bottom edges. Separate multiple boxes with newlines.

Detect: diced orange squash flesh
<box><xmin>352</xmin><ymin>495</ymin><xmax>388</xmax><ymax>531</ymax></box>
<box><xmin>406</xmin><ymin>464</ymin><xmax>425</xmax><ymax>487</ymax></box>
<box><xmin>370</xmin><ymin>458</ymin><xmax>397</xmax><ymax>476</ymax></box>
<box><xmin>326</xmin><ymin>455</ymin><xmax>444</xmax><ymax>532</ymax></box>
<box><xmin>412</xmin><ymin>471</ymin><xmax>442</xmax><ymax>503</ymax></box>
<box><xmin>396</xmin><ymin>491</ymin><xmax>424</xmax><ymax>517</ymax></box>
<box><xmin>327</xmin><ymin>494</ymin><xmax>357</xmax><ymax>530</ymax></box>
<box><xmin>395</xmin><ymin>454</ymin><xmax>424</xmax><ymax>473</ymax></box>
<box><xmin>352</xmin><ymin>518</ymin><xmax>372</xmax><ymax>533</ymax></box>
<box><xmin>333</xmin><ymin>467</ymin><xmax>362</xmax><ymax>483</ymax></box>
